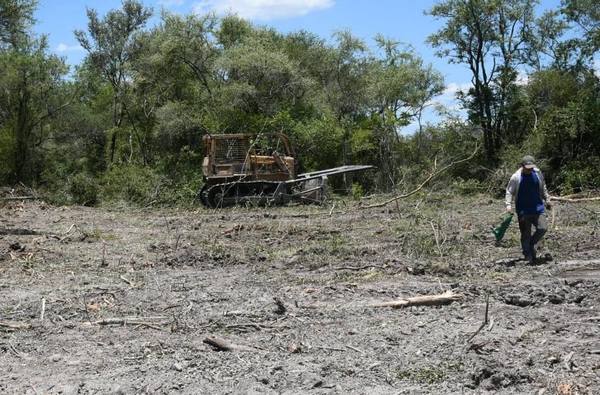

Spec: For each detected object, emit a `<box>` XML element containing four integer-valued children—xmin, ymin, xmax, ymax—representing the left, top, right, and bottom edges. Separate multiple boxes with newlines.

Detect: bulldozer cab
<box><xmin>202</xmin><ymin>133</ymin><xmax>296</xmax><ymax>182</ymax></box>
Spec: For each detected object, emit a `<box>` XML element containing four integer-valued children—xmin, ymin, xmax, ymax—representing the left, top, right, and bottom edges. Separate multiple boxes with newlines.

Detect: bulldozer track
<box><xmin>199</xmin><ymin>180</ymin><xmax>283</xmax><ymax>208</ymax></box>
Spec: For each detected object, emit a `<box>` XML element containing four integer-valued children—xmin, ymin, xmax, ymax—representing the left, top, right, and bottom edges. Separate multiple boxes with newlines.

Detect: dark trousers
<box><xmin>518</xmin><ymin>213</ymin><xmax>547</xmax><ymax>257</ymax></box>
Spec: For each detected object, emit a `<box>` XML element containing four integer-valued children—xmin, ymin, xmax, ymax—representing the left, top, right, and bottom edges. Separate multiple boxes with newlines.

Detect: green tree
<box><xmin>324</xmin><ymin>31</ymin><xmax>370</xmax><ymax>189</ymax></box>
<box><xmin>369</xmin><ymin>36</ymin><xmax>444</xmax><ymax>169</ymax></box>
<box><xmin>526</xmin><ymin>10</ymin><xmax>570</xmax><ymax>70</ymax></box>
<box><xmin>75</xmin><ymin>0</ymin><xmax>152</xmax><ymax>164</ymax></box>
<box><xmin>525</xmin><ymin>68</ymin><xmax>600</xmax><ymax>191</ymax></box>
<box><xmin>428</xmin><ymin>0</ymin><xmax>539</xmax><ymax>162</ymax></box>
<box><xmin>0</xmin><ymin>0</ymin><xmax>36</xmax><ymax>49</ymax></box>
<box><xmin>148</xmin><ymin>12</ymin><xmax>219</xmax><ymax>98</ymax></box>
<box><xmin>0</xmin><ymin>0</ymin><xmax>68</xmax><ymax>183</ymax></box>
<box><xmin>368</xmin><ymin>36</ymin><xmax>444</xmax><ymax>186</ymax></box>
<box><xmin>562</xmin><ymin>0</ymin><xmax>600</xmax><ymax>55</ymax></box>
<box><xmin>217</xmin><ymin>34</ymin><xmax>310</xmax><ymax>117</ymax></box>
<box><xmin>216</xmin><ymin>14</ymin><xmax>252</xmax><ymax>49</ymax></box>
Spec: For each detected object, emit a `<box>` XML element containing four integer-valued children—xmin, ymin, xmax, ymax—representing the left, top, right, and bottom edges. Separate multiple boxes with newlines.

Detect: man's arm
<box><xmin>505</xmin><ymin>175</ymin><xmax>517</xmax><ymax>212</ymax></box>
<box><xmin>542</xmin><ymin>175</ymin><xmax>550</xmax><ymax>201</ymax></box>
<box><xmin>539</xmin><ymin>171</ymin><xmax>552</xmax><ymax>208</ymax></box>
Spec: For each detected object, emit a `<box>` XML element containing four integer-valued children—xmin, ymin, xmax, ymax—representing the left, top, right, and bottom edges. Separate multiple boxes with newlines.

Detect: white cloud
<box><xmin>594</xmin><ymin>57</ymin><xmax>600</xmax><ymax>78</ymax></box>
<box><xmin>442</xmin><ymin>82</ymin><xmax>471</xmax><ymax>97</ymax></box>
<box><xmin>420</xmin><ymin>81</ymin><xmax>470</xmax><ymax>114</ymax></box>
<box><xmin>193</xmin><ymin>0</ymin><xmax>334</xmax><ymax>20</ymax></box>
<box><xmin>516</xmin><ymin>70</ymin><xmax>529</xmax><ymax>86</ymax></box>
<box><xmin>56</xmin><ymin>43</ymin><xmax>84</xmax><ymax>53</ymax></box>
<box><xmin>158</xmin><ymin>0</ymin><xmax>185</xmax><ymax>6</ymax></box>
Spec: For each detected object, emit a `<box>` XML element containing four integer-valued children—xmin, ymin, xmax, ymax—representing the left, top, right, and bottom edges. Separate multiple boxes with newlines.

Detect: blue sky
<box><xmin>34</xmin><ymin>0</ymin><xmax>564</xmax><ymax>132</ymax></box>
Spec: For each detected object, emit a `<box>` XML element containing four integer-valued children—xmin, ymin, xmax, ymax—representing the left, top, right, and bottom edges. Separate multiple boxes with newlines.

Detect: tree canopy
<box><xmin>0</xmin><ymin>0</ymin><xmax>598</xmax><ymax>205</ymax></box>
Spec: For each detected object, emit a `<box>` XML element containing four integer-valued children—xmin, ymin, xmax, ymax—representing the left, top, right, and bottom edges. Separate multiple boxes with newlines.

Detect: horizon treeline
<box><xmin>0</xmin><ymin>0</ymin><xmax>599</xmax><ymax>205</ymax></box>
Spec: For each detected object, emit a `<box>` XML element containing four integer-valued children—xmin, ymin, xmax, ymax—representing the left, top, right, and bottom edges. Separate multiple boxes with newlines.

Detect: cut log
<box><xmin>371</xmin><ymin>290</ymin><xmax>463</xmax><ymax>308</ymax></box>
<box><xmin>0</xmin><ymin>321</ymin><xmax>32</xmax><ymax>331</ymax></box>
<box><xmin>203</xmin><ymin>336</ymin><xmax>257</xmax><ymax>352</ymax></box>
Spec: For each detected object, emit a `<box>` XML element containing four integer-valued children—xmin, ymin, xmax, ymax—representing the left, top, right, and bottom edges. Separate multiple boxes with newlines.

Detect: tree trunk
<box><xmin>14</xmin><ymin>82</ymin><xmax>31</xmax><ymax>183</ymax></box>
<box><xmin>109</xmin><ymin>130</ymin><xmax>117</xmax><ymax>164</ymax></box>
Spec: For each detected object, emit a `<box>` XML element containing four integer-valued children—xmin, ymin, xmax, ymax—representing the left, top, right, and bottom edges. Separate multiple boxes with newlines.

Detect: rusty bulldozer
<box><xmin>198</xmin><ymin>133</ymin><xmax>373</xmax><ymax>208</ymax></box>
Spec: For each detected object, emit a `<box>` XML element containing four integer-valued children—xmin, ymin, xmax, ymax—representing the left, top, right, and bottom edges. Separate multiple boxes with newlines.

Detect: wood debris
<box><xmin>371</xmin><ymin>290</ymin><xmax>463</xmax><ymax>308</ymax></box>
<box><xmin>0</xmin><ymin>321</ymin><xmax>32</xmax><ymax>331</ymax></box>
<box><xmin>203</xmin><ymin>335</ymin><xmax>258</xmax><ymax>352</ymax></box>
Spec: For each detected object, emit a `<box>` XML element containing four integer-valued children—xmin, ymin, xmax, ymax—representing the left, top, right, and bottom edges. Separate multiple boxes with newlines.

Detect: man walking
<box><xmin>505</xmin><ymin>155</ymin><xmax>552</xmax><ymax>263</ymax></box>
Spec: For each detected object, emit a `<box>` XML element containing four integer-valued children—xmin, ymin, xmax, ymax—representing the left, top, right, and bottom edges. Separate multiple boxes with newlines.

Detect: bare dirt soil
<box><xmin>1</xmin><ymin>194</ymin><xmax>600</xmax><ymax>394</ymax></box>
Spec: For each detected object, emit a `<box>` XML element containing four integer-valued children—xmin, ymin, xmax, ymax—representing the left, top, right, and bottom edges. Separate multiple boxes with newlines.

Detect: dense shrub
<box><xmin>69</xmin><ymin>173</ymin><xmax>99</xmax><ymax>206</ymax></box>
<box><xmin>98</xmin><ymin>164</ymin><xmax>204</xmax><ymax>206</ymax></box>
<box><xmin>100</xmin><ymin>165</ymin><xmax>162</xmax><ymax>205</ymax></box>
<box><xmin>451</xmin><ymin>178</ymin><xmax>487</xmax><ymax>195</ymax></box>
<box><xmin>556</xmin><ymin>157</ymin><xmax>600</xmax><ymax>194</ymax></box>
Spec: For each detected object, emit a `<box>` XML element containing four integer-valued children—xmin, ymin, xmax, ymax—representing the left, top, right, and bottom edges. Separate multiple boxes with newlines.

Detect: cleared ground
<box><xmin>1</xmin><ymin>194</ymin><xmax>599</xmax><ymax>394</ymax></box>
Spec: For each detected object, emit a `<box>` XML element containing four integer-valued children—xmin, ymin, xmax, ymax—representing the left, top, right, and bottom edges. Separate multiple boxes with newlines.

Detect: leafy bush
<box><xmin>0</xmin><ymin>128</ymin><xmax>15</xmax><ymax>184</ymax></box>
<box><xmin>451</xmin><ymin>178</ymin><xmax>486</xmax><ymax>195</ymax></box>
<box><xmin>556</xmin><ymin>157</ymin><xmax>600</xmax><ymax>194</ymax></box>
<box><xmin>162</xmin><ymin>172</ymin><xmax>204</xmax><ymax>206</ymax></box>
<box><xmin>99</xmin><ymin>163</ymin><xmax>204</xmax><ymax>206</ymax></box>
<box><xmin>100</xmin><ymin>165</ymin><xmax>162</xmax><ymax>205</ymax></box>
<box><xmin>351</xmin><ymin>182</ymin><xmax>364</xmax><ymax>200</ymax></box>
<box><xmin>69</xmin><ymin>173</ymin><xmax>99</xmax><ymax>206</ymax></box>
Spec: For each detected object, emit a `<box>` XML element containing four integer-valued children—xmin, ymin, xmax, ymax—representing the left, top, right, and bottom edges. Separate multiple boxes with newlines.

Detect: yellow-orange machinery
<box><xmin>199</xmin><ymin>133</ymin><xmax>373</xmax><ymax>208</ymax></box>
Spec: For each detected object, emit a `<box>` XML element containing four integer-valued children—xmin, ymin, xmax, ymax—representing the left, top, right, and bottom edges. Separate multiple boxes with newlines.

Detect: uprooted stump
<box><xmin>371</xmin><ymin>290</ymin><xmax>463</xmax><ymax>308</ymax></box>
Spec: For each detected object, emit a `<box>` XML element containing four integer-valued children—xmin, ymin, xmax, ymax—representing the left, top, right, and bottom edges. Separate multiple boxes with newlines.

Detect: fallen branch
<box><xmin>0</xmin><ymin>321</ymin><xmax>32</xmax><ymax>331</ymax></box>
<box><xmin>0</xmin><ymin>228</ymin><xmax>40</xmax><ymax>236</ymax></box>
<box><xmin>64</xmin><ymin>223</ymin><xmax>76</xmax><ymax>235</ymax></box>
<box><xmin>223</xmin><ymin>224</ymin><xmax>244</xmax><ymax>235</ymax></box>
<box><xmin>552</xmin><ymin>190</ymin><xmax>600</xmax><ymax>200</ymax></box>
<box><xmin>363</xmin><ymin>144</ymin><xmax>479</xmax><ymax>209</ymax></box>
<box><xmin>430</xmin><ymin>221</ymin><xmax>443</xmax><ymax>257</ymax></box>
<box><xmin>346</xmin><ymin>345</ymin><xmax>365</xmax><ymax>354</ymax></box>
<box><xmin>316</xmin><ymin>346</ymin><xmax>346</xmax><ymax>352</ymax></box>
<box><xmin>203</xmin><ymin>336</ymin><xmax>258</xmax><ymax>352</ymax></box>
<box><xmin>334</xmin><ymin>264</ymin><xmax>387</xmax><ymax>271</ymax></box>
<box><xmin>120</xmin><ymin>275</ymin><xmax>136</xmax><ymax>287</ymax></box>
<box><xmin>0</xmin><ymin>196</ymin><xmax>38</xmax><ymax>201</ymax></box>
<box><xmin>134</xmin><ymin>322</ymin><xmax>164</xmax><ymax>331</ymax></box>
<box><xmin>90</xmin><ymin>316</ymin><xmax>168</xmax><ymax>329</ymax></box>
<box><xmin>328</xmin><ymin>203</ymin><xmax>336</xmax><ymax>216</ymax></box>
<box><xmin>225</xmin><ymin>323</ymin><xmax>263</xmax><ymax>331</ymax></box>
<box><xmin>371</xmin><ymin>290</ymin><xmax>463</xmax><ymax>308</ymax></box>
<box><xmin>579</xmin><ymin>316</ymin><xmax>600</xmax><ymax>322</ymax></box>
<box><xmin>7</xmin><ymin>341</ymin><xmax>23</xmax><ymax>358</ymax></box>
<box><xmin>550</xmin><ymin>196</ymin><xmax>600</xmax><ymax>202</ymax></box>
<box><xmin>40</xmin><ymin>298</ymin><xmax>46</xmax><ymax>322</ymax></box>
